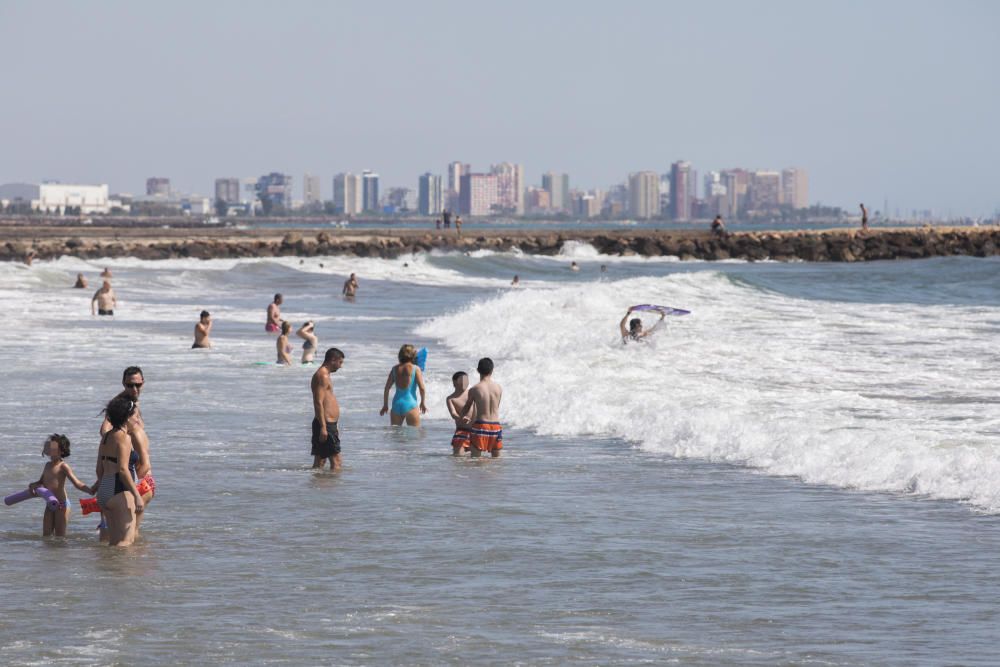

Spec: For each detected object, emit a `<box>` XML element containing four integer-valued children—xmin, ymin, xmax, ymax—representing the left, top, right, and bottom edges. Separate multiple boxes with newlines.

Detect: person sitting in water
<box><xmin>276</xmin><ymin>321</ymin><xmax>293</xmax><ymax>365</ymax></box>
<box><xmin>193</xmin><ymin>310</ymin><xmax>212</xmax><ymax>349</ymax></box>
<box><xmin>297</xmin><ymin>321</ymin><xmax>318</xmax><ymax>364</ymax></box>
<box><xmin>74</xmin><ymin>273</ymin><xmax>88</xmax><ymax>289</ymax></box>
<box><xmin>91</xmin><ymin>281</ymin><xmax>117</xmax><ymax>316</ymax></box>
<box><xmin>380</xmin><ymin>344</ymin><xmax>427</xmax><ymax>426</ymax></box>
<box><xmin>620</xmin><ymin>307</ymin><xmax>665</xmax><ymax>343</ymax></box>
<box><xmin>570</xmin><ymin>261</ymin><xmax>580</xmax><ymax>272</ymax></box>
<box><xmin>266</xmin><ymin>294</ymin><xmax>283</xmax><ymax>333</ymax></box>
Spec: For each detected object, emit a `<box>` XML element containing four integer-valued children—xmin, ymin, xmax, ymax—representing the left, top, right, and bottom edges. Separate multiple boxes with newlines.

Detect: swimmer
<box><xmin>311</xmin><ymin>347</ymin><xmax>345</xmax><ymax>470</ymax></box>
<box><xmin>27</xmin><ymin>434</ymin><xmax>94</xmax><ymax>537</ymax></box>
<box><xmin>91</xmin><ymin>280</ymin><xmax>117</xmax><ymax>316</ymax></box>
<box><xmin>74</xmin><ymin>273</ymin><xmax>88</xmax><ymax>289</ymax></box>
<box><xmin>276</xmin><ymin>321</ymin><xmax>293</xmax><ymax>365</ymax></box>
<box><xmin>511</xmin><ymin>275</ymin><xmax>520</xmax><ymax>287</ymax></box>
<box><xmin>446</xmin><ymin>371</ymin><xmax>472</xmax><ymax>456</ymax></box>
<box><xmin>620</xmin><ymin>307</ymin><xmax>665</xmax><ymax>343</ymax></box>
<box><xmin>380</xmin><ymin>344</ymin><xmax>427</xmax><ymax>426</ymax></box>
<box><xmin>266</xmin><ymin>294</ymin><xmax>283</xmax><ymax>333</ymax></box>
<box><xmin>570</xmin><ymin>261</ymin><xmax>580</xmax><ymax>272</ymax></box>
<box><xmin>297</xmin><ymin>321</ymin><xmax>318</xmax><ymax>364</ymax></box>
<box><xmin>24</xmin><ymin>251</ymin><xmax>35</xmax><ymax>266</ymax></box>
<box><xmin>600</xmin><ymin>264</ymin><xmax>607</xmax><ymax>273</ymax></box>
<box><xmin>100</xmin><ymin>267</ymin><xmax>112</xmax><ymax>279</ymax></box>
<box><xmin>192</xmin><ymin>310</ymin><xmax>212</xmax><ymax>348</ymax></box>
<box><xmin>342</xmin><ymin>273</ymin><xmax>358</xmax><ymax>300</ymax></box>
<box><xmin>459</xmin><ymin>358</ymin><xmax>504</xmax><ymax>458</ymax></box>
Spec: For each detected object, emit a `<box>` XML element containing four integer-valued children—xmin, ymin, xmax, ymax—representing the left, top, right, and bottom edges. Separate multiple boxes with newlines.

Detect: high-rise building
<box><xmin>303</xmin><ymin>173</ymin><xmax>321</xmax><ymax>205</ymax></box>
<box><xmin>361</xmin><ymin>171</ymin><xmax>379</xmax><ymax>212</ymax></box>
<box><xmin>749</xmin><ymin>171</ymin><xmax>781</xmax><ymax>211</ymax></box>
<box><xmin>490</xmin><ymin>162</ymin><xmax>525</xmax><ymax>215</ymax></box>
<box><xmin>214</xmin><ymin>178</ymin><xmax>240</xmax><ymax>204</ymax></box>
<box><xmin>525</xmin><ymin>187</ymin><xmax>551</xmax><ymax>214</ymax></box>
<box><xmin>541</xmin><ymin>172</ymin><xmax>570</xmax><ymax>213</ymax></box>
<box><xmin>459</xmin><ymin>173</ymin><xmax>499</xmax><ymax>216</ymax></box>
<box><xmin>669</xmin><ymin>161</ymin><xmax>691</xmax><ymax>220</ymax></box>
<box><xmin>146</xmin><ymin>177</ymin><xmax>170</xmax><ymax>197</ymax></box>
<box><xmin>720</xmin><ymin>169</ymin><xmax>749</xmax><ymax>219</ymax></box>
<box><xmin>628</xmin><ymin>172</ymin><xmax>661</xmax><ymax>219</ymax></box>
<box><xmin>781</xmin><ymin>168</ymin><xmax>809</xmax><ymax>209</ymax></box>
<box><xmin>418</xmin><ymin>173</ymin><xmax>443</xmax><ymax>216</ymax></box>
<box><xmin>333</xmin><ymin>173</ymin><xmax>362</xmax><ymax>215</ymax></box>
<box><xmin>703</xmin><ymin>172</ymin><xmax>729</xmax><ymax>218</ymax></box>
<box><xmin>254</xmin><ymin>172</ymin><xmax>293</xmax><ymax>213</ymax></box>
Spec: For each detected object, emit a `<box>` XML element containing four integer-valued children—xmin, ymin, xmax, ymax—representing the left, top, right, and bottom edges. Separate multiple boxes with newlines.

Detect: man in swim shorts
<box><xmin>91</xmin><ymin>281</ymin><xmax>117</xmax><ymax>316</ymax></box>
<box><xmin>342</xmin><ymin>273</ymin><xmax>359</xmax><ymax>300</ymax></box>
<box><xmin>460</xmin><ymin>358</ymin><xmax>504</xmax><ymax>458</ymax></box>
<box><xmin>310</xmin><ymin>347</ymin><xmax>345</xmax><ymax>470</ymax></box>
<box><xmin>446</xmin><ymin>371</ymin><xmax>471</xmax><ymax>456</ymax></box>
<box><xmin>266</xmin><ymin>294</ymin><xmax>283</xmax><ymax>333</ymax></box>
<box><xmin>193</xmin><ymin>310</ymin><xmax>212</xmax><ymax>348</ymax></box>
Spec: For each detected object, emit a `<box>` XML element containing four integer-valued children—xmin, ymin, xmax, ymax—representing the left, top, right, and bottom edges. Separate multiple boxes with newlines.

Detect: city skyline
<box><xmin>0</xmin><ymin>2</ymin><xmax>997</xmax><ymax>216</ymax></box>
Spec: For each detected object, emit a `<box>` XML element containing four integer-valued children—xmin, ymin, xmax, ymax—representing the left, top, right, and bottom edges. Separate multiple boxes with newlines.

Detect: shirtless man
<box><xmin>91</xmin><ymin>281</ymin><xmax>117</xmax><ymax>316</ymax></box>
<box><xmin>460</xmin><ymin>358</ymin><xmax>503</xmax><ymax>458</ymax></box>
<box><xmin>342</xmin><ymin>273</ymin><xmax>359</xmax><ymax>300</ymax></box>
<box><xmin>100</xmin><ymin>267</ymin><xmax>113</xmax><ymax>279</ymax></box>
<box><xmin>446</xmin><ymin>371</ymin><xmax>472</xmax><ymax>456</ymax></box>
<box><xmin>266</xmin><ymin>294</ymin><xmax>283</xmax><ymax>333</ymax></box>
<box><xmin>100</xmin><ymin>366</ymin><xmax>154</xmax><ymax>535</ymax></box>
<box><xmin>310</xmin><ymin>348</ymin><xmax>345</xmax><ymax>470</ymax></box>
<box><xmin>193</xmin><ymin>310</ymin><xmax>212</xmax><ymax>348</ymax></box>
<box><xmin>860</xmin><ymin>203</ymin><xmax>869</xmax><ymax>231</ymax></box>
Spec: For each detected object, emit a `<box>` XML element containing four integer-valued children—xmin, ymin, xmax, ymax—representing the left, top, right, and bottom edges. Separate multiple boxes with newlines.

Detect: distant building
<box><xmin>0</xmin><ymin>182</ymin><xmax>111</xmax><ymax>214</ymax></box>
<box><xmin>459</xmin><ymin>173</ymin><xmax>499</xmax><ymax>216</ymax></box>
<box><xmin>491</xmin><ymin>162</ymin><xmax>525</xmax><ymax>214</ymax></box>
<box><xmin>749</xmin><ymin>170</ymin><xmax>781</xmax><ymax>211</ymax></box>
<box><xmin>628</xmin><ymin>171</ymin><xmax>660</xmax><ymax>219</ymax></box>
<box><xmin>384</xmin><ymin>187</ymin><xmax>412</xmax><ymax>213</ymax></box>
<box><xmin>361</xmin><ymin>170</ymin><xmax>379</xmax><ymax>212</ymax></box>
<box><xmin>146</xmin><ymin>177</ymin><xmax>170</xmax><ymax>197</ymax></box>
<box><xmin>418</xmin><ymin>172</ymin><xmax>443</xmax><ymax>216</ymax></box>
<box><xmin>669</xmin><ymin>161</ymin><xmax>691</xmax><ymax>220</ymax></box>
<box><xmin>573</xmin><ymin>191</ymin><xmax>603</xmax><ymax>218</ymax></box>
<box><xmin>333</xmin><ymin>173</ymin><xmax>362</xmax><ymax>215</ymax></box>
<box><xmin>525</xmin><ymin>187</ymin><xmax>551</xmax><ymax>214</ymax></box>
<box><xmin>781</xmin><ymin>168</ymin><xmax>809</xmax><ymax>209</ymax></box>
<box><xmin>541</xmin><ymin>172</ymin><xmax>570</xmax><ymax>213</ymax></box>
<box><xmin>721</xmin><ymin>169</ymin><xmax>749</xmax><ymax>219</ymax></box>
<box><xmin>303</xmin><ymin>173</ymin><xmax>322</xmax><ymax>206</ymax></box>
<box><xmin>255</xmin><ymin>172</ymin><xmax>293</xmax><ymax>214</ymax></box>
<box><xmin>214</xmin><ymin>178</ymin><xmax>240</xmax><ymax>204</ymax></box>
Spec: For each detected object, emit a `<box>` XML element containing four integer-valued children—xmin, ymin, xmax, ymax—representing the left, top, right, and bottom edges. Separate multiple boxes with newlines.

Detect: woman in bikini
<box><xmin>380</xmin><ymin>344</ymin><xmax>427</xmax><ymax>426</ymax></box>
<box><xmin>297</xmin><ymin>321</ymin><xmax>318</xmax><ymax>364</ymax></box>
<box><xmin>94</xmin><ymin>396</ymin><xmax>144</xmax><ymax>547</ymax></box>
<box><xmin>276</xmin><ymin>321</ymin><xmax>293</xmax><ymax>365</ymax></box>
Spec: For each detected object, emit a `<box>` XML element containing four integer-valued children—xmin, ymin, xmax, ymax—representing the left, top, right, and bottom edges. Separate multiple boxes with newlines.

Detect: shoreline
<box><xmin>2</xmin><ymin>224</ymin><xmax>999</xmax><ymax>263</ymax></box>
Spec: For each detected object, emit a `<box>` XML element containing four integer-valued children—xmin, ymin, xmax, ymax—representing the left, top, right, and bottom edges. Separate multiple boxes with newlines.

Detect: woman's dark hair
<box><xmin>49</xmin><ymin>433</ymin><xmax>71</xmax><ymax>457</ymax></box>
<box><xmin>105</xmin><ymin>396</ymin><xmax>135</xmax><ymax>430</ymax></box>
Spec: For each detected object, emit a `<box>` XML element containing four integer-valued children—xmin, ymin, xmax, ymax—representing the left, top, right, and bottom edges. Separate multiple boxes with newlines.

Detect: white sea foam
<box><xmin>418</xmin><ymin>272</ymin><xmax>1000</xmax><ymax>511</ymax></box>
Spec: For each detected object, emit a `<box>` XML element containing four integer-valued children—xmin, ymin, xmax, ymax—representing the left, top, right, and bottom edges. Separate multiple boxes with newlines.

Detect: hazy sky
<box><xmin>1</xmin><ymin>1</ymin><xmax>996</xmax><ymax>215</ymax></box>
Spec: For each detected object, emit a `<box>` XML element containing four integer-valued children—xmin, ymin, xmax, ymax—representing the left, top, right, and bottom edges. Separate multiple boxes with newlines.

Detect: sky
<box><xmin>1</xmin><ymin>0</ymin><xmax>997</xmax><ymax>216</ymax></box>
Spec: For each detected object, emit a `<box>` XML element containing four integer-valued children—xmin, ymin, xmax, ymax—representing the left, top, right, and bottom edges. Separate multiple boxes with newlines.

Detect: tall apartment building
<box><xmin>749</xmin><ymin>171</ymin><xmax>781</xmax><ymax>211</ymax></box>
<box><xmin>255</xmin><ymin>172</ymin><xmax>293</xmax><ymax>212</ymax></box>
<box><xmin>361</xmin><ymin>171</ymin><xmax>379</xmax><ymax>212</ymax></box>
<box><xmin>303</xmin><ymin>173</ymin><xmax>321</xmax><ymax>205</ymax></box>
<box><xmin>214</xmin><ymin>178</ymin><xmax>240</xmax><ymax>204</ymax></box>
<box><xmin>490</xmin><ymin>162</ymin><xmax>525</xmax><ymax>215</ymax></box>
<box><xmin>628</xmin><ymin>171</ymin><xmax>661</xmax><ymax>219</ymax></box>
<box><xmin>721</xmin><ymin>169</ymin><xmax>749</xmax><ymax>219</ymax></box>
<box><xmin>781</xmin><ymin>168</ymin><xmax>809</xmax><ymax>209</ymax></box>
<box><xmin>418</xmin><ymin>172</ymin><xmax>443</xmax><ymax>216</ymax></box>
<box><xmin>669</xmin><ymin>161</ymin><xmax>692</xmax><ymax>220</ymax></box>
<box><xmin>459</xmin><ymin>173</ymin><xmax>499</xmax><ymax>216</ymax></box>
<box><xmin>333</xmin><ymin>173</ymin><xmax>363</xmax><ymax>215</ymax></box>
<box><xmin>146</xmin><ymin>177</ymin><xmax>170</xmax><ymax>196</ymax></box>
<box><xmin>541</xmin><ymin>172</ymin><xmax>570</xmax><ymax>213</ymax></box>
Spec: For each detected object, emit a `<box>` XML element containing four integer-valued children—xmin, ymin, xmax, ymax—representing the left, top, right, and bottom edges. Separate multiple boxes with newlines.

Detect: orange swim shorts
<box><xmin>469</xmin><ymin>421</ymin><xmax>503</xmax><ymax>452</ymax></box>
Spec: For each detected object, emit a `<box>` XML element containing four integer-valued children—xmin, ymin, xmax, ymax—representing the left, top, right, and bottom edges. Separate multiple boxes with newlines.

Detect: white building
<box><xmin>333</xmin><ymin>173</ymin><xmax>363</xmax><ymax>215</ymax></box>
<box><xmin>0</xmin><ymin>182</ymin><xmax>110</xmax><ymax>214</ymax></box>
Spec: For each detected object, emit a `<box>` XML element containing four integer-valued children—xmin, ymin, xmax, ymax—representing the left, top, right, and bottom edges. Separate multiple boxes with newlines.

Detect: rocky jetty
<box><xmin>2</xmin><ymin>226</ymin><xmax>999</xmax><ymax>263</ymax></box>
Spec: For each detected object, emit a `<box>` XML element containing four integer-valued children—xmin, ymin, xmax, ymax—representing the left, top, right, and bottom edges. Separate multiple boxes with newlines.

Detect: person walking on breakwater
<box><xmin>459</xmin><ymin>358</ymin><xmax>504</xmax><ymax>458</ymax></box>
<box><xmin>297</xmin><ymin>321</ymin><xmax>318</xmax><ymax>364</ymax></box>
<box><xmin>620</xmin><ymin>307</ymin><xmax>665</xmax><ymax>343</ymax></box>
<box><xmin>381</xmin><ymin>344</ymin><xmax>427</xmax><ymax>427</ymax></box>
<box><xmin>343</xmin><ymin>273</ymin><xmax>359</xmax><ymax>301</ymax></box>
<box><xmin>446</xmin><ymin>371</ymin><xmax>472</xmax><ymax>455</ymax></box>
<box><xmin>193</xmin><ymin>311</ymin><xmax>212</xmax><ymax>349</ymax></box>
<box><xmin>91</xmin><ymin>281</ymin><xmax>117</xmax><ymax>316</ymax></box>
<box><xmin>860</xmin><ymin>203</ymin><xmax>869</xmax><ymax>231</ymax></box>
<box><xmin>311</xmin><ymin>348</ymin><xmax>345</xmax><ymax>470</ymax></box>
<box><xmin>27</xmin><ymin>434</ymin><xmax>94</xmax><ymax>537</ymax></box>
<box><xmin>266</xmin><ymin>294</ymin><xmax>283</xmax><ymax>333</ymax></box>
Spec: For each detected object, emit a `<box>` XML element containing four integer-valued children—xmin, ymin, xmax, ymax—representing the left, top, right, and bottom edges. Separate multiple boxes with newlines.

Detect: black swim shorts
<box><xmin>311</xmin><ymin>419</ymin><xmax>341</xmax><ymax>458</ymax></box>
<box><xmin>98</xmin><ymin>309</ymin><xmax>114</xmax><ymax>316</ymax></box>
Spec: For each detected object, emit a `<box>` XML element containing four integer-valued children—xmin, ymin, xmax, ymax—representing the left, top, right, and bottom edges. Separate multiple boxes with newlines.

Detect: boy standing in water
<box><xmin>460</xmin><ymin>358</ymin><xmax>504</xmax><ymax>458</ymax></box>
<box><xmin>446</xmin><ymin>371</ymin><xmax>471</xmax><ymax>456</ymax></box>
<box><xmin>311</xmin><ymin>347</ymin><xmax>345</xmax><ymax>470</ymax></box>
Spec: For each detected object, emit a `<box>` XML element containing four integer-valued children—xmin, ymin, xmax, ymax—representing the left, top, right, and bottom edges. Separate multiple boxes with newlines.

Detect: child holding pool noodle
<box><xmin>25</xmin><ymin>435</ymin><xmax>94</xmax><ymax>536</ymax></box>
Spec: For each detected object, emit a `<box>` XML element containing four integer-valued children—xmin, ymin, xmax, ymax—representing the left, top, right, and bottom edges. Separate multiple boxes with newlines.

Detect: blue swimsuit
<box><xmin>391</xmin><ymin>366</ymin><xmax>419</xmax><ymax>416</ymax></box>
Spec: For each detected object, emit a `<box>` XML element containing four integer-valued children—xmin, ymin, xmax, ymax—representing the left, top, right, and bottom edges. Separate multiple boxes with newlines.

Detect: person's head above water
<box><xmin>398</xmin><ymin>344</ymin><xmax>417</xmax><ymax>363</ymax></box>
<box><xmin>629</xmin><ymin>318</ymin><xmax>643</xmax><ymax>334</ymax></box>
<box><xmin>274</xmin><ymin>293</ymin><xmax>283</xmax><ymax>305</ymax></box>
<box><xmin>105</xmin><ymin>395</ymin><xmax>136</xmax><ymax>430</ymax></box>
<box><xmin>477</xmin><ymin>357</ymin><xmax>494</xmax><ymax>377</ymax></box>
<box><xmin>323</xmin><ymin>347</ymin><xmax>345</xmax><ymax>371</ymax></box>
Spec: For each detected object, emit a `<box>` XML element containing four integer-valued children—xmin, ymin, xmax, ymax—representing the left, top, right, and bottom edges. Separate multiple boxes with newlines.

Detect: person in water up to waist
<box><xmin>381</xmin><ymin>344</ymin><xmax>427</xmax><ymax>427</ymax></box>
<box><xmin>620</xmin><ymin>307</ymin><xmax>665</xmax><ymax>343</ymax></box>
<box><xmin>459</xmin><ymin>357</ymin><xmax>504</xmax><ymax>458</ymax></box>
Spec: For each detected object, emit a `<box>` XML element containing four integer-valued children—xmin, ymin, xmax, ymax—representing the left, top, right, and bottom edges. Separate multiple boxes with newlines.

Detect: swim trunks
<box><xmin>98</xmin><ymin>309</ymin><xmax>114</xmax><ymax>316</ymax></box>
<box><xmin>192</xmin><ymin>342</ymin><xmax>208</xmax><ymax>349</ymax></box>
<box><xmin>45</xmin><ymin>497</ymin><xmax>71</xmax><ymax>511</ymax></box>
<box><xmin>469</xmin><ymin>421</ymin><xmax>503</xmax><ymax>453</ymax></box>
<box><xmin>451</xmin><ymin>428</ymin><xmax>470</xmax><ymax>450</ymax></box>
<box><xmin>311</xmin><ymin>419</ymin><xmax>341</xmax><ymax>458</ymax></box>
<box><xmin>265</xmin><ymin>322</ymin><xmax>279</xmax><ymax>333</ymax></box>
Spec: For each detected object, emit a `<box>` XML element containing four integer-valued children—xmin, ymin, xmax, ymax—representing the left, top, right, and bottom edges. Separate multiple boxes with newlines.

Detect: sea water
<box><xmin>1</xmin><ymin>245</ymin><xmax>999</xmax><ymax>665</ymax></box>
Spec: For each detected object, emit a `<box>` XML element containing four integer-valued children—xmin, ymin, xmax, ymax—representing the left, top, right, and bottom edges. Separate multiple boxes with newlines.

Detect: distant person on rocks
<box><xmin>91</xmin><ymin>281</ymin><xmax>117</xmax><ymax>316</ymax></box>
<box><xmin>193</xmin><ymin>311</ymin><xmax>212</xmax><ymax>349</ymax></box>
<box><xmin>297</xmin><ymin>321</ymin><xmax>317</xmax><ymax>364</ymax></box>
<box><xmin>620</xmin><ymin>307</ymin><xmax>665</xmax><ymax>344</ymax></box>
<box><xmin>459</xmin><ymin>358</ymin><xmax>503</xmax><ymax>458</ymax></box>
<box><xmin>311</xmin><ymin>347</ymin><xmax>345</xmax><ymax>470</ymax></box>
<box><xmin>100</xmin><ymin>267</ymin><xmax>113</xmax><ymax>279</ymax></box>
<box><xmin>436</xmin><ymin>218</ymin><xmax>442</xmax><ymax>230</ymax></box>
<box><xmin>455</xmin><ymin>216</ymin><xmax>463</xmax><ymax>236</ymax></box>
<box><xmin>266</xmin><ymin>294</ymin><xmax>283</xmax><ymax>333</ymax></box>
<box><xmin>443</xmin><ymin>210</ymin><xmax>452</xmax><ymax>229</ymax></box>
<box><xmin>74</xmin><ymin>273</ymin><xmax>88</xmax><ymax>289</ymax></box>
<box><xmin>711</xmin><ymin>215</ymin><xmax>727</xmax><ymax>237</ymax></box>
<box><xmin>446</xmin><ymin>371</ymin><xmax>472</xmax><ymax>456</ymax></box>
<box><xmin>381</xmin><ymin>344</ymin><xmax>427</xmax><ymax>426</ymax></box>
<box><xmin>860</xmin><ymin>203</ymin><xmax>869</xmax><ymax>231</ymax></box>
<box><xmin>342</xmin><ymin>273</ymin><xmax>359</xmax><ymax>301</ymax></box>
<box><xmin>277</xmin><ymin>321</ymin><xmax>293</xmax><ymax>365</ymax></box>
